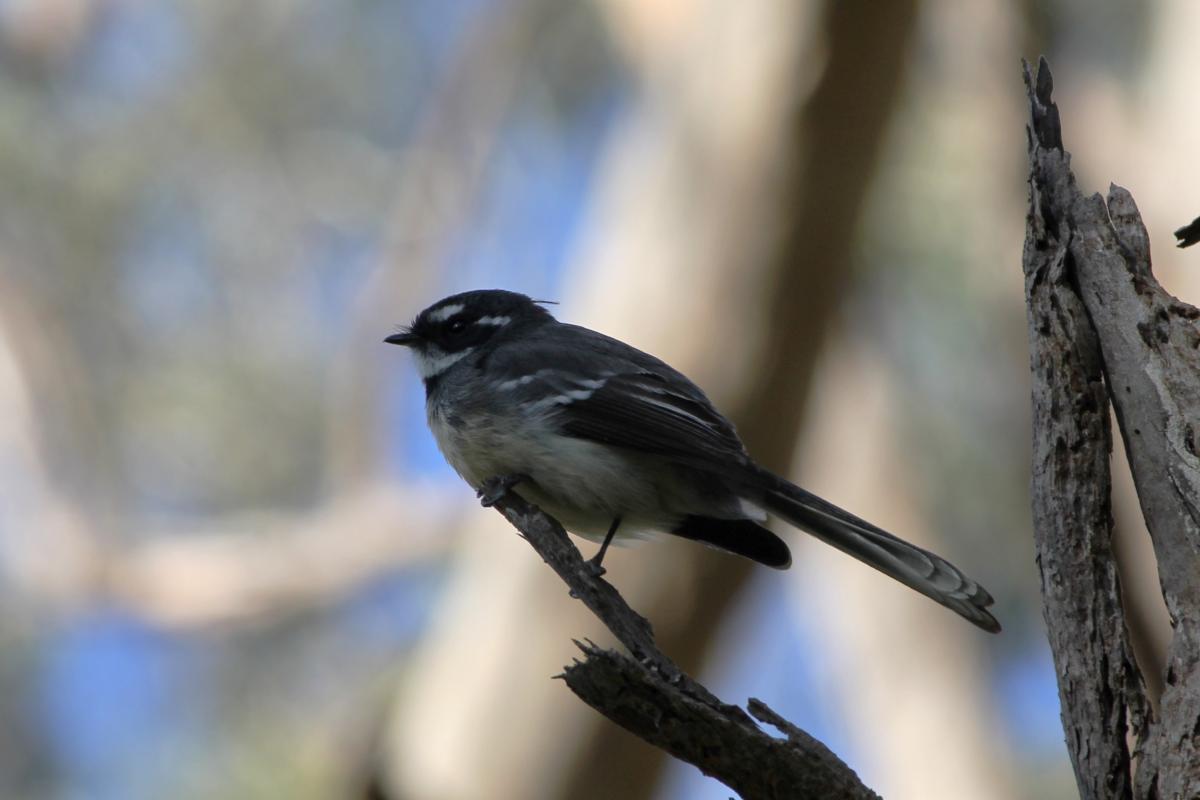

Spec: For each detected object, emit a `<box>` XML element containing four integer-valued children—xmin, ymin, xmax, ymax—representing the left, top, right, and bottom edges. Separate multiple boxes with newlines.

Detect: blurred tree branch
<box><xmin>339</xmin><ymin>0</ymin><xmax>560</xmax><ymax>486</ymax></box>
<box><xmin>484</xmin><ymin>486</ymin><xmax>879</xmax><ymax>800</ymax></box>
<box><xmin>0</xmin><ymin>313</ymin><xmax>451</xmax><ymax>626</ymax></box>
<box><xmin>103</xmin><ymin>486</ymin><xmax>456</xmax><ymax>628</ymax></box>
<box><xmin>1023</xmin><ymin>57</ymin><xmax>1200</xmax><ymax>798</ymax></box>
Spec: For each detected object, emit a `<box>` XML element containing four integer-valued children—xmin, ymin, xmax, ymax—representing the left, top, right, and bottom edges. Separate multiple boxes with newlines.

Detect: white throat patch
<box><xmin>413</xmin><ymin>345</ymin><xmax>475</xmax><ymax>380</ymax></box>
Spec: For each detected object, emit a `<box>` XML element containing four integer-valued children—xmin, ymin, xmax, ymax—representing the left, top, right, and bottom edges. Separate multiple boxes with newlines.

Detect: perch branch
<box><xmin>484</xmin><ymin>485</ymin><xmax>879</xmax><ymax>800</ymax></box>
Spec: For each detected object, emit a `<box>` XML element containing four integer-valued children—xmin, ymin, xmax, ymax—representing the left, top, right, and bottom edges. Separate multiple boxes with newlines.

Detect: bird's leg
<box><xmin>477</xmin><ymin>473</ymin><xmax>531</xmax><ymax>507</ymax></box>
<box><xmin>585</xmin><ymin>517</ymin><xmax>622</xmax><ymax>577</ymax></box>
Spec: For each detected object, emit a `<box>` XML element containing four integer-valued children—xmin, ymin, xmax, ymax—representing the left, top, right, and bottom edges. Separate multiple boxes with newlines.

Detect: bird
<box><xmin>385</xmin><ymin>289</ymin><xmax>1000</xmax><ymax>632</ymax></box>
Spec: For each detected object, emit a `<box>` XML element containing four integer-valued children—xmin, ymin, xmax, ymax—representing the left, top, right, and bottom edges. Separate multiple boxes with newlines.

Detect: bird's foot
<box><xmin>582</xmin><ymin>517</ymin><xmax>620</xmax><ymax>578</ymax></box>
<box><xmin>583</xmin><ymin>556</ymin><xmax>607</xmax><ymax>579</ymax></box>
<box><xmin>477</xmin><ymin>473</ymin><xmax>530</xmax><ymax>508</ymax></box>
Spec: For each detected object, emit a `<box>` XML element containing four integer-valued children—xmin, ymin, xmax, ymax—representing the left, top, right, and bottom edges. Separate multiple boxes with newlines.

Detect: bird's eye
<box><xmin>447</xmin><ymin>319</ymin><xmax>468</xmax><ymax>335</ymax></box>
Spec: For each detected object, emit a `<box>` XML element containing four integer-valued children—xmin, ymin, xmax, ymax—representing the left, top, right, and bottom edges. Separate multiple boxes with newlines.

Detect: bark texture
<box><xmin>1023</xmin><ymin>56</ymin><xmax>1200</xmax><ymax>799</ymax></box>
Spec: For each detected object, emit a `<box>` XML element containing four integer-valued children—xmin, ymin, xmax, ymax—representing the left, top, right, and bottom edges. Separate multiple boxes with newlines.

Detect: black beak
<box><xmin>384</xmin><ymin>331</ymin><xmax>419</xmax><ymax>346</ymax></box>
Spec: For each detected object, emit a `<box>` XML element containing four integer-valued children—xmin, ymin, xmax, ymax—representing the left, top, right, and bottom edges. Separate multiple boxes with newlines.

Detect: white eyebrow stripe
<box><xmin>414</xmin><ymin>345</ymin><xmax>475</xmax><ymax>380</ymax></box>
<box><xmin>475</xmin><ymin>315</ymin><xmax>511</xmax><ymax>327</ymax></box>
<box><xmin>426</xmin><ymin>303</ymin><xmax>464</xmax><ymax>323</ymax></box>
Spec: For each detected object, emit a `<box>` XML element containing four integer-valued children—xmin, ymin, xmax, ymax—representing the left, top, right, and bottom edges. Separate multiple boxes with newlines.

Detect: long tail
<box><xmin>751</xmin><ymin>467</ymin><xmax>1000</xmax><ymax>633</ymax></box>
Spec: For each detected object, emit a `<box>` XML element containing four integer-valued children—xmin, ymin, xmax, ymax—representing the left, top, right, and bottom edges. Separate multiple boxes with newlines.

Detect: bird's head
<box><xmin>386</xmin><ymin>289</ymin><xmax>554</xmax><ymax>381</ymax></box>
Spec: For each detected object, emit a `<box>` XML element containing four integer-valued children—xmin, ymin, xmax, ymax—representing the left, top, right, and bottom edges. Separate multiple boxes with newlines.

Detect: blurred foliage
<box><xmin>0</xmin><ymin>1</ymin><xmax>619</xmax><ymax>797</ymax></box>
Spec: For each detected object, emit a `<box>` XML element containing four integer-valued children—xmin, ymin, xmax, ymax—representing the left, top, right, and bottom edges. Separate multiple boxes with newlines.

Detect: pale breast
<box><xmin>426</xmin><ymin>401</ymin><xmax>684</xmax><ymax>540</ymax></box>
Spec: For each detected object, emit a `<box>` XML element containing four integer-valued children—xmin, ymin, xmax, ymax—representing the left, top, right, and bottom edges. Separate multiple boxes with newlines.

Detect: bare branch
<box><xmin>485</xmin><ymin>486</ymin><xmax>879</xmax><ymax>800</ymax></box>
<box><xmin>561</xmin><ymin>644</ymin><xmax>879</xmax><ymax>800</ymax></box>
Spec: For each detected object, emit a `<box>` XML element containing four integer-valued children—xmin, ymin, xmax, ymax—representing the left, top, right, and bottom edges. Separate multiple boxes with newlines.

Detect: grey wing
<box><xmin>555</xmin><ymin>370</ymin><xmax>748</xmax><ymax>465</ymax></box>
<box><xmin>487</xmin><ymin>325</ymin><xmax>750</xmax><ymax>468</ymax></box>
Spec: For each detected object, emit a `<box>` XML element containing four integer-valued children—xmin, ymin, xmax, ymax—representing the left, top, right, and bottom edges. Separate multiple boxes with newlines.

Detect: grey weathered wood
<box><xmin>562</xmin><ymin>644</ymin><xmax>879</xmax><ymax>800</ymax></box>
<box><xmin>484</xmin><ymin>485</ymin><xmax>879</xmax><ymax>800</ymax></box>
<box><xmin>1021</xmin><ymin>57</ymin><xmax>1149</xmax><ymax>800</ymax></box>
<box><xmin>1070</xmin><ymin>181</ymin><xmax>1200</xmax><ymax>800</ymax></box>
<box><xmin>1022</xmin><ymin>55</ymin><xmax>1200</xmax><ymax>798</ymax></box>
<box><xmin>1086</xmin><ymin>187</ymin><xmax>1200</xmax><ymax>798</ymax></box>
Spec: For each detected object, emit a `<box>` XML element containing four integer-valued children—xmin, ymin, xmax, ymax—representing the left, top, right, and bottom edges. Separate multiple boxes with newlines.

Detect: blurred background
<box><xmin>1</xmin><ymin>0</ymin><xmax>1197</xmax><ymax>798</ymax></box>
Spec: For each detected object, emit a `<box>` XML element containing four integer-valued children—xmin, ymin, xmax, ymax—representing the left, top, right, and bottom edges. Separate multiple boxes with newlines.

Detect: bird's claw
<box><xmin>583</xmin><ymin>558</ymin><xmax>607</xmax><ymax>579</ymax></box>
<box><xmin>477</xmin><ymin>473</ymin><xmax>529</xmax><ymax>508</ymax></box>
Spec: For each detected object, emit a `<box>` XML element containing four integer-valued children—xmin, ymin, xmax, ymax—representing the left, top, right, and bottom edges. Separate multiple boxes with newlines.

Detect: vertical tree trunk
<box><xmin>1022</xmin><ymin>57</ymin><xmax>1200</xmax><ymax>799</ymax></box>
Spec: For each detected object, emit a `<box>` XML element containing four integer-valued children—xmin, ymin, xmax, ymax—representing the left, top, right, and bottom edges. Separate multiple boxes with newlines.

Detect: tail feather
<box><xmin>670</xmin><ymin>515</ymin><xmax>792</xmax><ymax>569</ymax></box>
<box><xmin>753</xmin><ymin>469</ymin><xmax>1000</xmax><ymax>633</ymax></box>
